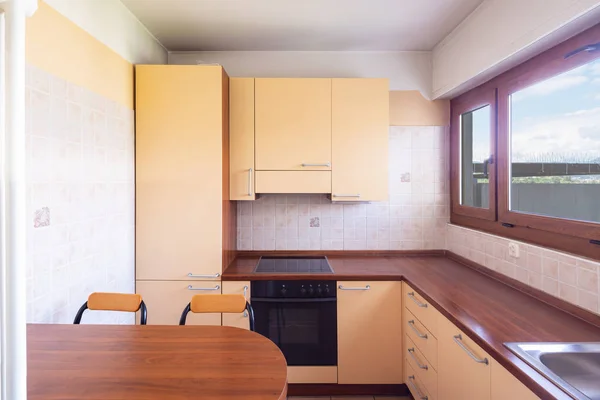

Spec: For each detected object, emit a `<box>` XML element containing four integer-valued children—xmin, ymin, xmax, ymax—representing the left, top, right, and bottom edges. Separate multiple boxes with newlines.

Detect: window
<box><xmin>451</xmin><ymin>23</ymin><xmax>600</xmax><ymax>259</ymax></box>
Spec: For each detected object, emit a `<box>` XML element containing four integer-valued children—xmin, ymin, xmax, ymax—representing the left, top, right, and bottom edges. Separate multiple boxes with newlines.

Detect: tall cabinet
<box><xmin>135</xmin><ymin>65</ymin><xmax>236</xmax><ymax>325</ymax></box>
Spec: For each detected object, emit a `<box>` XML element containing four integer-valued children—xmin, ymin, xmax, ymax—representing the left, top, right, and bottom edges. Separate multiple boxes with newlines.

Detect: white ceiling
<box><xmin>121</xmin><ymin>0</ymin><xmax>484</xmax><ymax>51</ymax></box>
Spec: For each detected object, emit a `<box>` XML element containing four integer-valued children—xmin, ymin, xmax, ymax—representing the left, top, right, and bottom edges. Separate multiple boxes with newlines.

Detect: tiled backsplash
<box><xmin>447</xmin><ymin>224</ymin><xmax>600</xmax><ymax>314</ymax></box>
<box><xmin>237</xmin><ymin>126</ymin><xmax>449</xmax><ymax>251</ymax></box>
<box><xmin>26</xmin><ymin>64</ymin><xmax>135</xmax><ymax>324</ymax></box>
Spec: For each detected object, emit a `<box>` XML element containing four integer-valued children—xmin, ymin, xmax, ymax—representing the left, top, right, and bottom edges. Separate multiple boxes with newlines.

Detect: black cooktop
<box><xmin>254</xmin><ymin>256</ymin><xmax>334</xmax><ymax>274</ymax></box>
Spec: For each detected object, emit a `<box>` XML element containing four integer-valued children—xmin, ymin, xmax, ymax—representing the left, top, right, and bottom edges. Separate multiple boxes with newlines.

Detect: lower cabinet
<box><xmin>136</xmin><ymin>280</ymin><xmax>222</xmax><ymax>325</ymax></box>
<box><xmin>437</xmin><ymin>314</ymin><xmax>491</xmax><ymax>400</ymax></box>
<box><xmin>491</xmin><ymin>359</ymin><xmax>540</xmax><ymax>400</ymax></box>
<box><xmin>221</xmin><ymin>281</ymin><xmax>251</xmax><ymax>330</ymax></box>
<box><xmin>337</xmin><ymin>281</ymin><xmax>403</xmax><ymax>384</ymax></box>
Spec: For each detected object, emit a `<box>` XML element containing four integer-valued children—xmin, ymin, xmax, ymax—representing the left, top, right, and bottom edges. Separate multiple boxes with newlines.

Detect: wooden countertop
<box><xmin>28</xmin><ymin>324</ymin><xmax>288</xmax><ymax>400</ymax></box>
<box><xmin>223</xmin><ymin>252</ymin><xmax>600</xmax><ymax>399</ymax></box>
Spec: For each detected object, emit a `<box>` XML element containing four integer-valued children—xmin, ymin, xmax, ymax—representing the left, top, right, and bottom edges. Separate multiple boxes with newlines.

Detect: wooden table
<box><xmin>28</xmin><ymin>324</ymin><xmax>288</xmax><ymax>399</ymax></box>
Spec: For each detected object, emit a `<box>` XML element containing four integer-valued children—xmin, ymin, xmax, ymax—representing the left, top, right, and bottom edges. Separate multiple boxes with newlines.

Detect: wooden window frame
<box><xmin>450</xmin><ymin>87</ymin><xmax>497</xmax><ymax>221</ymax></box>
<box><xmin>450</xmin><ymin>23</ymin><xmax>600</xmax><ymax>260</ymax></box>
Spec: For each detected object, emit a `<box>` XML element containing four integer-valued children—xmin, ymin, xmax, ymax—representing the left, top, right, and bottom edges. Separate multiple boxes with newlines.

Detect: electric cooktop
<box><xmin>254</xmin><ymin>256</ymin><xmax>334</xmax><ymax>274</ymax></box>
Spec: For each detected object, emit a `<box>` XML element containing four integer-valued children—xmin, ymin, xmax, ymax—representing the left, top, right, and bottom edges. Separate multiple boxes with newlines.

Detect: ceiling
<box><xmin>121</xmin><ymin>0</ymin><xmax>484</xmax><ymax>52</ymax></box>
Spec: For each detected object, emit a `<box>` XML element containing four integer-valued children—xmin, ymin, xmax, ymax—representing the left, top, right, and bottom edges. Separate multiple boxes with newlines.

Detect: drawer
<box><xmin>404</xmin><ymin>282</ymin><xmax>440</xmax><ymax>338</ymax></box>
<box><xmin>405</xmin><ymin>334</ymin><xmax>438</xmax><ymax>399</ymax></box>
<box><xmin>405</xmin><ymin>358</ymin><xmax>433</xmax><ymax>400</ymax></box>
<box><xmin>404</xmin><ymin>307</ymin><xmax>438</xmax><ymax>370</ymax></box>
<box><xmin>255</xmin><ymin>170</ymin><xmax>331</xmax><ymax>194</ymax></box>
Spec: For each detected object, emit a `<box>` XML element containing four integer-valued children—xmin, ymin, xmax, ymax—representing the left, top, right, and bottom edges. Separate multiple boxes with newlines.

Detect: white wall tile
<box><xmin>27</xmin><ymin>65</ymin><xmax>135</xmax><ymax>324</ymax></box>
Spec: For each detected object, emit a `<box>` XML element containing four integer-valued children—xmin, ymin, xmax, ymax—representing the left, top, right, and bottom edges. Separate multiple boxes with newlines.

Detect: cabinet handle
<box><xmin>332</xmin><ymin>194</ymin><xmax>361</xmax><ymax>198</ymax></box>
<box><xmin>187</xmin><ymin>272</ymin><xmax>221</xmax><ymax>278</ymax></box>
<box><xmin>338</xmin><ymin>284</ymin><xmax>370</xmax><ymax>291</ymax></box>
<box><xmin>408</xmin><ymin>348</ymin><xmax>428</xmax><ymax>370</ymax></box>
<box><xmin>453</xmin><ymin>334</ymin><xmax>489</xmax><ymax>365</ymax></box>
<box><xmin>408</xmin><ymin>292</ymin><xmax>428</xmax><ymax>308</ymax></box>
<box><xmin>301</xmin><ymin>162</ymin><xmax>331</xmax><ymax>167</ymax></box>
<box><xmin>248</xmin><ymin>168</ymin><xmax>253</xmax><ymax>196</ymax></box>
<box><xmin>407</xmin><ymin>375</ymin><xmax>428</xmax><ymax>400</ymax></box>
<box><xmin>243</xmin><ymin>285</ymin><xmax>249</xmax><ymax>317</ymax></box>
<box><xmin>408</xmin><ymin>320</ymin><xmax>428</xmax><ymax>339</ymax></box>
<box><xmin>187</xmin><ymin>285</ymin><xmax>221</xmax><ymax>291</ymax></box>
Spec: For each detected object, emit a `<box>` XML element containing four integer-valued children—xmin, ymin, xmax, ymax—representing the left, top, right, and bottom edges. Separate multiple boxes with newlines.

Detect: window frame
<box><xmin>450</xmin><ymin>22</ymin><xmax>600</xmax><ymax>260</ymax></box>
<box><xmin>450</xmin><ymin>86</ymin><xmax>497</xmax><ymax>222</ymax></box>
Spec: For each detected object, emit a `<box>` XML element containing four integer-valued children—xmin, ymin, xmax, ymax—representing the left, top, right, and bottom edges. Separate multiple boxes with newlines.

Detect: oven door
<box><xmin>251</xmin><ymin>298</ymin><xmax>337</xmax><ymax>366</ymax></box>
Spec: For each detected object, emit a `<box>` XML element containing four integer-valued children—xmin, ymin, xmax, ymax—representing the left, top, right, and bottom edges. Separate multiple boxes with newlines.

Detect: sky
<box><xmin>469</xmin><ymin>57</ymin><xmax>600</xmax><ymax>163</ymax></box>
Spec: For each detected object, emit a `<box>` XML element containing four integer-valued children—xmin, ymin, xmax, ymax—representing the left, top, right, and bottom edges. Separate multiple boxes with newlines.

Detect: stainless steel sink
<box><xmin>505</xmin><ymin>342</ymin><xmax>600</xmax><ymax>400</ymax></box>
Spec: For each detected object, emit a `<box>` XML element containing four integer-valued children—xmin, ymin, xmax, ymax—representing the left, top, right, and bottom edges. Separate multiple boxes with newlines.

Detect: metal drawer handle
<box><xmin>332</xmin><ymin>194</ymin><xmax>361</xmax><ymax>198</ymax></box>
<box><xmin>243</xmin><ymin>285</ymin><xmax>249</xmax><ymax>317</ymax></box>
<box><xmin>408</xmin><ymin>348</ymin><xmax>428</xmax><ymax>370</ymax></box>
<box><xmin>302</xmin><ymin>162</ymin><xmax>331</xmax><ymax>167</ymax></box>
<box><xmin>187</xmin><ymin>285</ymin><xmax>220</xmax><ymax>291</ymax></box>
<box><xmin>187</xmin><ymin>272</ymin><xmax>220</xmax><ymax>278</ymax></box>
<box><xmin>408</xmin><ymin>292</ymin><xmax>428</xmax><ymax>308</ymax></box>
<box><xmin>407</xmin><ymin>375</ymin><xmax>428</xmax><ymax>400</ymax></box>
<box><xmin>247</xmin><ymin>168</ymin><xmax>253</xmax><ymax>196</ymax></box>
<box><xmin>338</xmin><ymin>285</ymin><xmax>370</xmax><ymax>291</ymax></box>
<box><xmin>408</xmin><ymin>320</ymin><xmax>428</xmax><ymax>339</ymax></box>
<box><xmin>453</xmin><ymin>334</ymin><xmax>489</xmax><ymax>365</ymax></box>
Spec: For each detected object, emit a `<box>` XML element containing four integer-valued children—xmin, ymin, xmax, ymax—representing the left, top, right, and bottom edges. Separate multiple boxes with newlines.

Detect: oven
<box><xmin>251</xmin><ymin>280</ymin><xmax>337</xmax><ymax>366</ymax></box>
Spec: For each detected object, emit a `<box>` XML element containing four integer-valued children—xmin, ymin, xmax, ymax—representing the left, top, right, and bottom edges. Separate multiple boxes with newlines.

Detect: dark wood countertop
<box><xmin>223</xmin><ymin>251</ymin><xmax>600</xmax><ymax>400</ymax></box>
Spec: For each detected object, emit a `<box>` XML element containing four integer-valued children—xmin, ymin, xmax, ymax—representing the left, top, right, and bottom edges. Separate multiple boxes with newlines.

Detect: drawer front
<box><xmin>255</xmin><ymin>171</ymin><xmax>331</xmax><ymax>194</ymax></box>
<box><xmin>404</xmin><ymin>282</ymin><xmax>439</xmax><ymax>338</ymax></box>
<box><xmin>404</xmin><ymin>308</ymin><xmax>438</xmax><ymax>370</ymax></box>
<box><xmin>405</xmin><ymin>335</ymin><xmax>438</xmax><ymax>399</ymax></box>
<box><xmin>406</xmin><ymin>359</ymin><xmax>433</xmax><ymax>400</ymax></box>
<box><xmin>136</xmin><ymin>280</ymin><xmax>222</xmax><ymax>325</ymax></box>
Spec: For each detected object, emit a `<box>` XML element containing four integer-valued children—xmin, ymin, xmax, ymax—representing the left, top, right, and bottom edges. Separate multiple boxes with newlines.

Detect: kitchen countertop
<box><xmin>223</xmin><ymin>252</ymin><xmax>600</xmax><ymax>399</ymax></box>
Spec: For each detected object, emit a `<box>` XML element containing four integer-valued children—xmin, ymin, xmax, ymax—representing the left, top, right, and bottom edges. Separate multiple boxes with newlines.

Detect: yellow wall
<box><xmin>26</xmin><ymin>1</ymin><xmax>134</xmax><ymax>109</ymax></box>
<box><xmin>390</xmin><ymin>90</ymin><xmax>450</xmax><ymax>126</ymax></box>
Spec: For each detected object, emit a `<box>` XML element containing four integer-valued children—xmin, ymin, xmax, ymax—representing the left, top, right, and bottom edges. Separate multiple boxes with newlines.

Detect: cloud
<box><xmin>593</xmin><ymin>77</ymin><xmax>600</xmax><ymax>85</ymax></box>
<box><xmin>512</xmin><ymin>75</ymin><xmax>588</xmax><ymax>101</ymax></box>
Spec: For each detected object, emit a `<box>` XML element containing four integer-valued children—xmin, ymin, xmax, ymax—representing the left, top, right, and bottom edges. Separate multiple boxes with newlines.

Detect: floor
<box><xmin>288</xmin><ymin>396</ymin><xmax>410</xmax><ymax>400</ymax></box>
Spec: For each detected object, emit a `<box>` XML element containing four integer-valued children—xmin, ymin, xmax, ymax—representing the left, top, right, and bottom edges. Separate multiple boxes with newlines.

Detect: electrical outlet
<box><xmin>508</xmin><ymin>242</ymin><xmax>520</xmax><ymax>258</ymax></box>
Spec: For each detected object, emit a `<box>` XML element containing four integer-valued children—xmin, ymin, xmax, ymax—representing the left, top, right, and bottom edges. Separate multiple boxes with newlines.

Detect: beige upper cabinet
<box><xmin>230</xmin><ymin>78</ymin><xmax>255</xmax><ymax>200</ymax></box>
<box><xmin>337</xmin><ymin>281</ymin><xmax>403</xmax><ymax>384</ymax></box>
<box><xmin>136</xmin><ymin>65</ymin><xmax>227</xmax><ymax>280</ymax></box>
<box><xmin>255</xmin><ymin>78</ymin><xmax>332</xmax><ymax>171</ymax></box>
<box><xmin>438</xmin><ymin>315</ymin><xmax>491</xmax><ymax>400</ymax></box>
<box><xmin>332</xmin><ymin>78</ymin><xmax>389</xmax><ymax>202</ymax></box>
<box><xmin>491</xmin><ymin>359</ymin><xmax>539</xmax><ymax>400</ymax></box>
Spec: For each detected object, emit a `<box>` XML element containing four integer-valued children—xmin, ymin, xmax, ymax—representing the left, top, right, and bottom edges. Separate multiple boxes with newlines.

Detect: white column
<box><xmin>3</xmin><ymin>0</ymin><xmax>28</xmax><ymax>398</ymax></box>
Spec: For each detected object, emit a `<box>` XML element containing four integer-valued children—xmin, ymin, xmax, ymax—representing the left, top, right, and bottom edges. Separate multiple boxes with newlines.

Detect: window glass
<box><xmin>460</xmin><ymin>106</ymin><xmax>491</xmax><ymax>208</ymax></box>
<box><xmin>509</xmin><ymin>58</ymin><xmax>600</xmax><ymax>223</ymax></box>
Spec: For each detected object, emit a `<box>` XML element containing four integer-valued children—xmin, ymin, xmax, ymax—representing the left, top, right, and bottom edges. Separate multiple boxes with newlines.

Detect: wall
<box><xmin>447</xmin><ymin>225</ymin><xmax>600</xmax><ymax>315</ymax></box>
<box><xmin>169</xmin><ymin>51</ymin><xmax>432</xmax><ymax>96</ymax></box>
<box><xmin>25</xmin><ymin>2</ymin><xmax>136</xmax><ymax>323</ymax></box>
<box><xmin>237</xmin><ymin>126</ymin><xmax>449</xmax><ymax>251</ymax></box>
<box><xmin>432</xmin><ymin>0</ymin><xmax>600</xmax><ymax>98</ymax></box>
<box><xmin>44</xmin><ymin>0</ymin><xmax>167</xmax><ymax>64</ymax></box>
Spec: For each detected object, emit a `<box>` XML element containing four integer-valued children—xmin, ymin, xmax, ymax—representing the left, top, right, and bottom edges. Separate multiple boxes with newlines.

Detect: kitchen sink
<box><xmin>505</xmin><ymin>342</ymin><xmax>600</xmax><ymax>400</ymax></box>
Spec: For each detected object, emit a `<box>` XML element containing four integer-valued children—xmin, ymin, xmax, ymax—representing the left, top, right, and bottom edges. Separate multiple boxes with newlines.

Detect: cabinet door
<box><xmin>337</xmin><ymin>281</ymin><xmax>403</xmax><ymax>384</ymax></box>
<box><xmin>332</xmin><ymin>78</ymin><xmax>389</xmax><ymax>202</ymax></box>
<box><xmin>438</xmin><ymin>315</ymin><xmax>491</xmax><ymax>400</ymax></box>
<box><xmin>255</xmin><ymin>78</ymin><xmax>331</xmax><ymax>171</ymax></box>
<box><xmin>491</xmin><ymin>359</ymin><xmax>539</xmax><ymax>400</ymax></box>
<box><xmin>136</xmin><ymin>65</ymin><xmax>224</xmax><ymax>280</ymax></box>
<box><xmin>136</xmin><ymin>280</ymin><xmax>222</xmax><ymax>325</ymax></box>
<box><xmin>221</xmin><ymin>281</ymin><xmax>250</xmax><ymax>330</ymax></box>
<box><xmin>230</xmin><ymin>78</ymin><xmax>255</xmax><ymax>200</ymax></box>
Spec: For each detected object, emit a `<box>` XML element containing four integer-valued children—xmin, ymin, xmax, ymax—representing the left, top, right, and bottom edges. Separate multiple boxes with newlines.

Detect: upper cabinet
<box><xmin>255</xmin><ymin>78</ymin><xmax>332</xmax><ymax>171</ymax></box>
<box><xmin>332</xmin><ymin>78</ymin><xmax>389</xmax><ymax>202</ymax></box>
<box><xmin>229</xmin><ymin>77</ymin><xmax>389</xmax><ymax>200</ymax></box>
<box><xmin>230</xmin><ymin>78</ymin><xmax>255</xmax><ymax>200</ymax></box>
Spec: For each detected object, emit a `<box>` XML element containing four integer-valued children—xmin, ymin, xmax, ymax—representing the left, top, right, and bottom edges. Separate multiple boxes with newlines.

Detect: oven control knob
<box><xmin>300</xmin><ymin>286</ymin><xmax>307</xmax><ymax>295</ymax></box>
<box><xmin>308</xmin><ymin>286</ymin><xmax>314</xmax><ymax>295</ymax></box>
<box><xmin>324</xmin><ymin>286</ymin><xmax>330</xmax><ymax>294</ymax></box>
<box><xmin>281</xmin><ymin>286</ymin><xmax>287</xmax><ymax>296</ymax></box>
<box><xmin>316</xmin><ymin>286</ymin><xmax>323</xmax><ymax>295</ymax></box>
